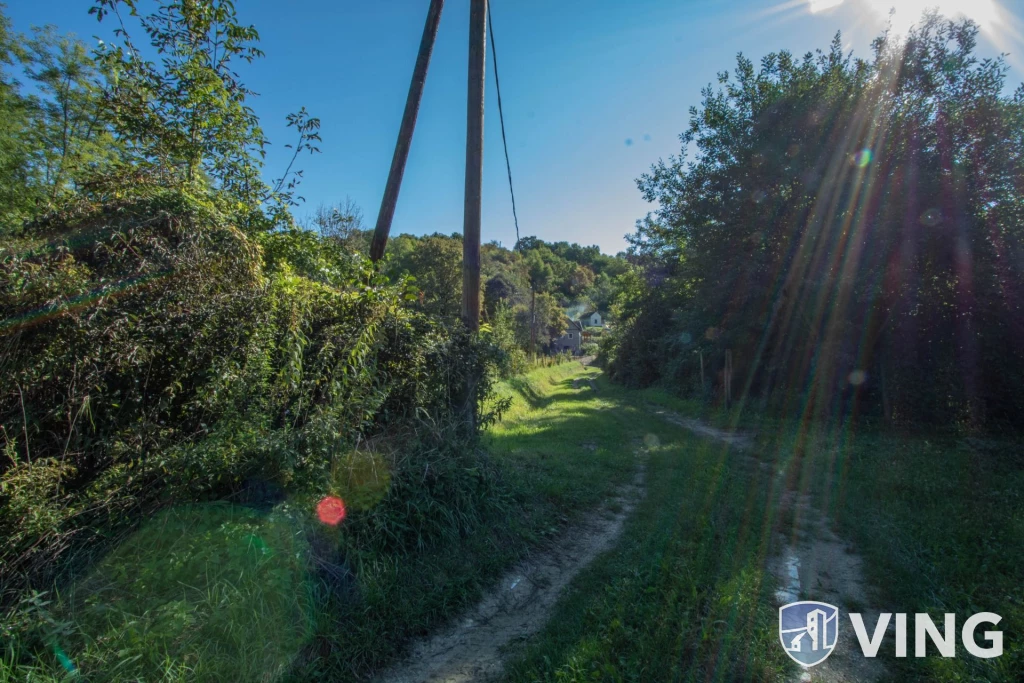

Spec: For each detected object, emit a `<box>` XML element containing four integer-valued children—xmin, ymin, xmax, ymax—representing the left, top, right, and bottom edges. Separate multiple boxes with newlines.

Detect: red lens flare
<box><xmin>316</xmin><ymin>496</ymin><xmax>346</xmax><ymax>526</ymax></box>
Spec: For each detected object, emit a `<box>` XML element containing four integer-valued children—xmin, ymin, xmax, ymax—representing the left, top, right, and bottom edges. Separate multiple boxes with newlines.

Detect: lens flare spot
<box><xmin>244</xmin><ymin>533</ymin><xmax>269</xmax><ymax>554</ymax></box>
<box><xmin>643</xmin><ymin>433</ymin><xmax>660</xmax><ymax>449</ymax></box>
<box><xmin>848</xmin><ymin>370</ymin><xmax>867</xmax><ymax>386</ymax></box>
<box><xmin>316</xmin><ymin>496</ymin><xmax>346</xmax><ymax>526</ymax></box>
<box><xmin>53</xmin><ymin>644</ymin><xmax>76</xmax><ymax>673</ymax></box>
<box><xmin>920</xmin><ymin>207</ymin><xmax>943</xmax><ymax>227</ymax></box>
<box><xmin>855</xmin><ymin>149</ymin><xmax>872</xmax><ymax>168</ymax></box>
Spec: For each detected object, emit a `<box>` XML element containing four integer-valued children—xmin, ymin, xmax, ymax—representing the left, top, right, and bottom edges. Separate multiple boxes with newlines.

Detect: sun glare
<box><xmin>809</xmin><ymin>0</ymin><xmax>845</xmax><ymax>13</ymax></box>
<box><xmin>865</xmin><ymin>0</ymin><xmax>1000</xmax><ymax>33</ymax></box>
<box><xmin>808</xmin><ymin>0</ymin><xmax>1002</xmax><ymax>33</ymax></box>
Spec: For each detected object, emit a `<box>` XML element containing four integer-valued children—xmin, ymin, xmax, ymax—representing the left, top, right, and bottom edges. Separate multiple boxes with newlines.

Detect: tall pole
<box><xmin>725</xmin><ymin>349</ymin><xmax>733</xmax><ymax>408</ymax></box>
<box><xmin>530</xmin><ymin>288</ymin><xmax>537</xmax><ymax>354</ymax></box>
<box><xmin>370</xmin><ymin>0</ymin><xmax>446</xmax><ymax>263</ymax></box>
<box><xmin>461</xmin><ymin>0</ymin><xmax>486</xmax><ymax>331</ymax></box>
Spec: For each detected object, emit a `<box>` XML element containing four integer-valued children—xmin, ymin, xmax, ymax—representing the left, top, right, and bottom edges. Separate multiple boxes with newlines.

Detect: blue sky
<box><xmin>7</xmin><ymin>0</ymin><xmax>1023</xmax><ymax>254</ymax></box>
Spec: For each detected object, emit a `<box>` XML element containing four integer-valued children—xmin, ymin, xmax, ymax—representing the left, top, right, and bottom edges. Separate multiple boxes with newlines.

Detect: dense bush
<box><xmin>1</xmin><ymin>182</ymin><xmax>492</xmax><ymax>569</ymax></box>
<box><xmin>0</xmin><ymin>1</ymin><xmax>516</xmax><ymax>677</ymax></box>
<box><xmin>0</xmin><ymin>183</ymin><xmax>509</xmax><ymax>674</ymax></box>
<box><xmin>610</xmin><ymin>16</ymin><xmax>1024</xmax><ymax>429</ymax></box>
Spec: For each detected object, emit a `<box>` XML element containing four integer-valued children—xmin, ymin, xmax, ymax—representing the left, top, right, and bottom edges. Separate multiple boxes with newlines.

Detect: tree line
<box><xmin>605</xmin><ymin>14</ymin><xmax>1024</xmax><ymax>429</ymax></box>
<box><xmin>305</xmin><ymin>201</ymin><xmax>628</xmax><ymax>367</ymax></box>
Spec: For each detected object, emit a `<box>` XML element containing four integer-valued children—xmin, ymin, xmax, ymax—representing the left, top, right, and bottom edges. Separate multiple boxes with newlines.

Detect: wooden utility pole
<box><xmin>530</xmin><ymin>288</ymin><xmax>537</xmax><ymax>354</ymax></box>
<box><xmin>725</xmin><ymin>350</ymin><xmax>733</xmax><ymax>408</ymax></box>
<box><xmin>370</xmin><ymin>0</ymin><xmax>446</xmax><ymax>262</ymax></box>
<box><xmin>461</xmin><ymin>0</ymin><xmax>487</xmax><ymax>331</ymax></box>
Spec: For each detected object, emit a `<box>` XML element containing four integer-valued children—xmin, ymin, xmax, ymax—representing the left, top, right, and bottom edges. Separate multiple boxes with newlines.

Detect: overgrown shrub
<box><xmin>0</xmin><ymin>184</ymin><xmax>504</xmax><ymax>664</ymax></box>
<box><xmin>0</xmin><ymin>1</ymin><xmax>514</xmax><ymax>677</ymax></box>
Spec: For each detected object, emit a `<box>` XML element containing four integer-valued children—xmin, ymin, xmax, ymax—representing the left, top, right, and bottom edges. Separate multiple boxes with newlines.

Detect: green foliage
<box><xmin>0</xmin><ymin>184</ymin><xmax>511</xmax><ymax>676</ymax></box>
<box><xmin>0</xmin><ymin>6</ymin><xmax>511</xmax><ymax>680</ymax></box>
<box><xmin>374</xmin><ymin>230</ymin><xmax>624</xmax><ymax>355</ymax></box>
<box><xmin>0</xmin><ymin>10</ymin><xmax>49</xmax><ymax>228</ymax></box>
<box><xmin>90</xmin><ymin>0</ymin><xmax>268</xmax><ymax>202</ymax></box>
<box><xmin>22</xmin><ymin>25</ymin><xmax>120</xmax><ymax>202</ymax></box>
<box><xmin>614</xmin><ymin>15</ymin><xmax>1024</xmax><ymax>428</ymax></box>
<box><xmin>483</xmin><ymin>302</ymin><xmax>528</xmax><ymax>377</ymax></box>
<box><xmin>385</xmin><ymin>232</ymin><xmax>463</xmax><ymax>320</ymax></box>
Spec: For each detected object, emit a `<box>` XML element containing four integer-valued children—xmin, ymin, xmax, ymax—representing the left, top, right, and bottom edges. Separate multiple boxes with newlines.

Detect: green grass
<box><xmin>633</xmin><ymin>386</ymin><xmax>1023</xmax><ymax>680</ymax></box>
<box><xmin>495</xmin><ymin>371</ymin><xmax>790</xmax><ymax>682</ymax></box>
<box><xmin>485</xmin><ymin>362</ymin><xmax>640</xmax><ymax>533</ymax></box>
<box><xmin>0</xmin><ymin>362</ymin><xmax>667</xmax><ymax>682</ymax></box>
<box><xmin>792</xmin><ymin>427</ymin><xmax>1024</xmax><ymax>680</ymax></box>
<box><xmin>2</xmin><ymin>505</ymin><xmax>314</xmax><ymax>682</ymax></box>
<box><xmin>9</xmin><ymin>362</ymin><xmax>1016</xmax><ymax>682</ymax></box>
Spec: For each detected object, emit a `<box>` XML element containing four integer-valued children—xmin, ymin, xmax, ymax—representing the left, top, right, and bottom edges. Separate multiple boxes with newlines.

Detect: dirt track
<box><xmin>377</xmin><ymin>464</ymin><xmax>646</xmax><ymax>683</ymax></box>
<box><xmin>651</xmin><ymin>408</ymin><xmax>887</xmax><ymax>682</ymax></box>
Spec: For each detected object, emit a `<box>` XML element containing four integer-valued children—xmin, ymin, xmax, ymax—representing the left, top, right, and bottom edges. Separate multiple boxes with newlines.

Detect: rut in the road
<box><xmin>651</xmin><ymin>408</ymin><xmax>887</xmax><ymax>683</ymax></box>
<box><xmin>377</xmin><ymin>463</ymin><xmax>646</xmax><ymax>683</ymax></box>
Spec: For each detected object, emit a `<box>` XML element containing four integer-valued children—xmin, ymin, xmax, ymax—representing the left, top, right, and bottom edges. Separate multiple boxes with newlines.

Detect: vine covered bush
<box><xmin>0</xmin><ymin>181</ymin><xmax>502</xmax><ymax>599</ymax></box>
<box><xmin>0</xmin><ymin>1</ymin><xmax>510</xmax><ymax>676</ymax></box>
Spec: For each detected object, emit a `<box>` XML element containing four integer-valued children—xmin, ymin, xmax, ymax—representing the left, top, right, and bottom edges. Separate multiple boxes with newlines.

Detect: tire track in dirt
<box><xmin>377</xmin><ymin>463</ymin><xmax>647</xmax><ymax>683</ymax></box>
<box><xmin>651</xmin><ymin>408</ymin><xmax>888</xmax><ymax>682</ymax></box>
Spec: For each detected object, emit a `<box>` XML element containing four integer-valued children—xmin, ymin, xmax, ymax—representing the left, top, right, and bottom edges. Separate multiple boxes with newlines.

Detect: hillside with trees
<box><xmin>302</xmin><ymin>204</ymin><xmax>628</xmax><ymax>365</ymax></box>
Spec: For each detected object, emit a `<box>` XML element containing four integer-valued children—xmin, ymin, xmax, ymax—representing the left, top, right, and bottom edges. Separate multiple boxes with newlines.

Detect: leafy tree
<box><xmin>612</xmin><ymin>14</ymin><xmax>1024</xmax><ymax>426</ymax></box>
<box><xmin>389</xmin><ymin>232</ymin><xmax>463</xmax><ymax>320</ymax></box>
<box><xmin>88</xmin><ymin>0</ymin><xmax>318</xmax><ymax>224</ymax></box>
<box><xmin>91</xmin><ymin>0</ymin><xmax>265</xmax><ymax>193</ymax></box>
<box><xmin>525</xmin><ymin>249</ymin><xmax>552</xmax><ymax>351</ymax></box>
<box><xmin>0</xmin><ymin>8</ymin><xmax>41</xmax><ymax>228</ymax></box>
<box><xmin>22</xmin><ymin>26</ymin><xmax>119</xmax><ymax>201</ymax></box>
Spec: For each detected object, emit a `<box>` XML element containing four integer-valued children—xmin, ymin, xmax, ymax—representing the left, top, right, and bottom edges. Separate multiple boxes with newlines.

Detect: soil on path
<box><xmin>377</xmin><ymin>465</ymin><xmax>646</xmax><ymax>683</ymax></box>
<box><xmin>651</xmin><ymin>408</ymin><xmax>888</xmax><ymax>683</ymax></box>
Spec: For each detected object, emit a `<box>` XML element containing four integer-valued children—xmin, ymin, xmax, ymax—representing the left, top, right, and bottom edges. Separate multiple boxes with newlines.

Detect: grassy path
<box><xmin>488</xmin><ymin>364</ymin><xmax>789</xmax><ymax>682</ymax></box>
<box><xmin>488</xmin><ymin>362</ymin><xmax>1022</xmax><ymax>682</ymax></box>
<box><xmin>9</xmin><ymin>362</ymin><xmax>1018</xmax><ymax>681</ymax></box>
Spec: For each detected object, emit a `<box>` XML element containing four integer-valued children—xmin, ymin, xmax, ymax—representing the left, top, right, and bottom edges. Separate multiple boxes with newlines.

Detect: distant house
<box><xmin>552</xmin><ymin>319</ymin><xmax>584</xmax><ymax>354</ymax></box>
<box><xmin>581</xmin><ymin>310</ymin><xmax>603</xmax><ymax>328</ymax></box>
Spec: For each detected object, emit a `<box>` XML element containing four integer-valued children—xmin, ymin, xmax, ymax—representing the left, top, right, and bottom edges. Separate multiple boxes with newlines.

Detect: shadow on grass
<box><xmin>502</xmin><ymin>375</ymin><xmax>600</xmax><ymax>412</ymax></box>
<box><xmin>499</xmin><ymin>385</ymin><xmax>791</xmax><ymax>682</ymax></box>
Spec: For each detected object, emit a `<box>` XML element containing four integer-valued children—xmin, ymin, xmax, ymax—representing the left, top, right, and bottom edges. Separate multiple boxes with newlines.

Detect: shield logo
<box><xmin>779</xmin><ymin>601</ymin><xmax>839</xmax><ymax>668</ymax></box>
